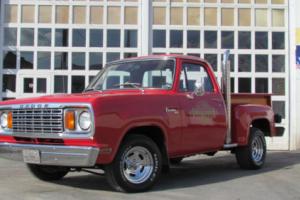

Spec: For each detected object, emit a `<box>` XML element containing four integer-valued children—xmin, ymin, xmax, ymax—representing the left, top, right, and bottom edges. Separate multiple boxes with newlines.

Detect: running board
<box><xmin>223</xmin><ymin>143</ymin><xmax>238</xmax><ymax>149</ymax></box>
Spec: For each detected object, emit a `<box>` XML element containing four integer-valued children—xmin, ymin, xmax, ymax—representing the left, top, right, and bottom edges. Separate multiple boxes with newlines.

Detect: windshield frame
<box><xmin>85</xmin><ymin>57</ymin><xmax>177</xmax><ymax>92</ymax></box>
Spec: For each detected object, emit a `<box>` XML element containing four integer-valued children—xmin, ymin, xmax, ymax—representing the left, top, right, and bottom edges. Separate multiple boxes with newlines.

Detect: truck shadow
<box><xmin>55</xmin><ymin>151</ymin><xmax>300</xmax><ymax>192</ymax></box>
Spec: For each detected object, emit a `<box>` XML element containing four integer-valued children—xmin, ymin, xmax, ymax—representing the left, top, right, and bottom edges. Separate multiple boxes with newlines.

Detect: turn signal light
<box><xmin>65</xmin><ymin>111</ymin><xmax>75</xmax><ymax>130</ymax></box>
<box><xmin>7</xmin><ymin>112</ymin><xmax>12</xmax><ymax>129</ymax></box>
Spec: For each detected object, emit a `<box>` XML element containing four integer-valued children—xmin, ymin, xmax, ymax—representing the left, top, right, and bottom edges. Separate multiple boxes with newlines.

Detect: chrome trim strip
<box><xmin>0</xmin><ymin>103</ymin><xmax>95</xmax><ymax>139</ymax></box>
<box><xmin>0</xmin><ymin>142</ymin><xmax>99</xmax><ymax>167</ymax></box>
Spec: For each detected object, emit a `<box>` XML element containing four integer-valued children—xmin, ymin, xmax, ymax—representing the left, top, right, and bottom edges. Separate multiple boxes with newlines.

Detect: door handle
<box><xmin>165</xmin><ymin>107</ymin><xmax>179</xmax><ymax>114</ymax></box>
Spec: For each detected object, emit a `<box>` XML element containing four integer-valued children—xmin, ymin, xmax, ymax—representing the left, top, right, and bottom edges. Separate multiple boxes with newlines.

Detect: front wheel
<box><xmin>27</xmin><ymin>164</ymin><xmax>69</xmax><ymax>181</ymax></box>
<box><xmin>105</xmin><ymin>135</ymin><xmax>162</xmax><ymax>193</ymax></box>
<box><xmin>235</xmin><ymin>128</ymin><xmax>266</xmax><ymax>170</ymax></box>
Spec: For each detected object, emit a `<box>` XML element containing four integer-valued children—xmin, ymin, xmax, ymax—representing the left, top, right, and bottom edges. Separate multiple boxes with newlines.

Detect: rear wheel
<box><xmin>235</xmin><ymin>128</ymin><xmax>266</xmax><ymax>169</ymax></box>
<box><xmin>27</xmin><ymin>164</ymin><xmax>69</xmax><ymax>181</ymax></box>
<box><xmin>105</xmin><ymin>134</ymin><xmax>162</xmax><ymax>192</ymax></box>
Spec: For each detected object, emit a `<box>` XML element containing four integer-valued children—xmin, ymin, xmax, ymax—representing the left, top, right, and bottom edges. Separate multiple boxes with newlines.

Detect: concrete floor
<box><xmin>1</xmin><ymin>151</ymin><xmax>300</xmax><ymax>200</ymax></box>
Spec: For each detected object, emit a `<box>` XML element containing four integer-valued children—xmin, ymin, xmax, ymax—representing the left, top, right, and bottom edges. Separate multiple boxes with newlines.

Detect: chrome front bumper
<box><xmin>0</xmin><ymin>142</ymin><xmax>100</xmax><ymax>167</ymax></box>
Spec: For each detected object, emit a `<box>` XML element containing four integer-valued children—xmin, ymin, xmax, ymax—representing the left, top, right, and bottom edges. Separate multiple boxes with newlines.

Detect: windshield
<box><xmin>86</xmin><ymin>59</ymin><xmax>175</xmax><ymax>91</ymax></box>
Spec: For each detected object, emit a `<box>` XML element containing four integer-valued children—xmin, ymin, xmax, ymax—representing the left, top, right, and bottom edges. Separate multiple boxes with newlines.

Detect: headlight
<box><xmin>78</xmin><ymin>111</ymin><xmax>91</xmax><ymax>130</ymax></box>
<box><xmin>0</xmin><ymin>113</ymin><xmax>8</xmax><ymax>128</ymax></box>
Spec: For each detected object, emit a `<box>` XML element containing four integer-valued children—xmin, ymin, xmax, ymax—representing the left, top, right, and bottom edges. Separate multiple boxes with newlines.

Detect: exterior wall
<box><xmin>295</xmin><ymin>0</ymin><xmax>300</xmax><ymax>149</ymax></box>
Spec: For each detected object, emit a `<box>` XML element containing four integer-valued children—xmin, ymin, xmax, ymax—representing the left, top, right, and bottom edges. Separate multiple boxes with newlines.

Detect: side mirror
<box><xmin>194</xmin><ymin>80</ymin><xmax>205</xmax><ymax>96</ymax></box>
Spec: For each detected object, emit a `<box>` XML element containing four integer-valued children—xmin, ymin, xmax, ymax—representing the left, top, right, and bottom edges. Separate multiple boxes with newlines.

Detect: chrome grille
<box><xmin>12</xmin><ymin>109</ymin><xmax>64</xmax><ymax>134</ymax></box>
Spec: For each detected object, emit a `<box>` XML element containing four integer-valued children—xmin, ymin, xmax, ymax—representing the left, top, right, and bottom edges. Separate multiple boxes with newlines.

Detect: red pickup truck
<box><xmin>0</xmin><ymin>52</ymin><xmax>283</xmax><ymax>192</ymax></box>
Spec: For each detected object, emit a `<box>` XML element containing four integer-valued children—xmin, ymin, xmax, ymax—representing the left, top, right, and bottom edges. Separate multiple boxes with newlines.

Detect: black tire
<box><xmin>27</xmin><ymin>164</ymin><xmax>69</xmax><ymax>181</ymax></box>
<box><xmin>105</xmin><ymin>134</ymin><xmax>162</xmax><ymax>193</ymax></box>
<box><xmin>170</xmin><ymin>157</ymin><xmax>183</xmax><ymax>165</ymax></box>
<box><xmin>235</xmin><ymin>128</ymin><xmax>266</xmax><ymax>170</ymax></box>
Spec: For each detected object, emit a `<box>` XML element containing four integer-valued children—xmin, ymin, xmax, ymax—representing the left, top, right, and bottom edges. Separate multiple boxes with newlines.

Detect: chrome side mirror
<box><xmin>194</xmin><ymin>80</ymin><xmax>205</xmax><ymax>96</ymax></box>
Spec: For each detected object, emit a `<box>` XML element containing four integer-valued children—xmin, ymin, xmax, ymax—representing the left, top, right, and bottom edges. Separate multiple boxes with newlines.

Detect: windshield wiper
<box><xmin>83</xmin><ymin>88</ymin><xmax>102</xmax><ymax>92</ymax></box>
<box><xmin>114</xmin><ymin>82</ymin><xmax>142</xmax><ymax>89</ymax></box>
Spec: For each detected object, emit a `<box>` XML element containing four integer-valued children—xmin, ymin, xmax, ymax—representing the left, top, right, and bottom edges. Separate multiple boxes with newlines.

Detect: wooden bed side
<box><xmin>231</xmin><ymin>93</ymin><xmax>272</xmax><ymax>106</ymax></box>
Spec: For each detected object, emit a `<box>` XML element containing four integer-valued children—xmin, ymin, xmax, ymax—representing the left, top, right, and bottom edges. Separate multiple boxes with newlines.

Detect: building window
<box><xmin>272</xmin><ymin>32</ymin><xmax>285</xmax><ymax>49</ymax></box>
<box><xmin>124</xmin><ymin>53</ymin><xmax>138</xmax><ymax>58</ymax></box>
<box><xmin>3</xmin><ymin>51</ymin><xmax>17</xmax><ymax>69</ymax></box>
<box><xmin>170</xmin><ymin>30</ymin><xmax>183</xmax><ymax>48</ymax></box>
<box><xmin>56</xmin><ymin>6</ymin><xmax>69</xmax><ymax>24</ymax></box>
<box><xmin>255</xmin><ymin>78</ymin><xmax>268</xmax><ymax>93</ymax></box>
<box><xmin>21</xmin><ymin>28</ymin><xmax>34</xmax><ymax>46</ymax></box>
<box><xmin>107</xmin><ymin>53</ymin><xmax>120</xmax><ymax>63</ymax></box>
<box><xmin>37</xmin><ymin>78</ymin><xmax>47</xmax><ymax>93</ymax></box>
<box><xmin>55</xmin><ymin>52</ymin><xmax>68</xmax><ymax>70</ymax></box>
<box><xmin>272</xmin><ymin>101</ymin><xmax>285</xmax><ymax>119</ymax></box>
<box><xmin>21</xmin><ymin>5</ymin><xmax>35</xmax><ymax>23</ymax></box>
<box><xmin>170</xmin><ymin>7</ymin><xmax>183</xmax><ymax>25</ymax></box>
<box><xmin>255</xmin><ymin>55</ymin><xmax>268</xmax><ymax>72</ymax></box>
<box><xmin>72</xmin><ymin>76</ymin><xmax>85</xmax><ymax>93</ymax></box>
<box><xmin>125</xmin><ymin>7</ymin><xmax>138</xmax><ymax>25</ymax></box>
<box><xmin>72</xmin><ymin>52</ymin><xmax>85</xmax><ymax>70</ymax></box>
<box><xmin>54</xmin><ymin>76</ymin><xmax>68</xmax><ymax>93</ymax></box>
<box><xmin>272</xmin><ymin>9</ymin><xmax>284</xmax><ymax>27</ymax></box>
<box><xmin>55</xmin><ymin>29</ymin><xmax>69</xmax><ymax>47</ymax></box>
<box><xmin>20</xmin><ymin>51</ymin><xmax>34</xmax><ymax>69</ymax></box>
<box><xmin>153</xmin><ymin>7</ymin><xmax>166</xmax><ymax>25</ymax></box>
<box><xmin>238</xmin><ymin>31</ymin><xmax>251</xmax><ymax>49</ymax></box>
<box><xmin>24</xmin><ymin>78</ymin><xmax>34</xmax><ymax>93</ymax></box>
<box><xmin>124</xmin><ymin>30</ymin><xmax>137</xmax><ymax>48</ymax></box>
<box><xmin>153</xmin><ymin>30</ymin><xmax>166</xmax><ymax>48</ymax></box>
<box><xmin>221</xmin><ymin>8</ymin><xmax>234</xmax><ymax>26</ymax></box>
<box><xmin>89</xmin><ymin>52</ymin><xmax>103</xmax><ymax>70</ymax></box>
<box><xmin>73</xmin><ymin>29</ymin><xmax>86</xmax><ymax>47</ymax></box>
<box><xmin>187</xmin><ymin>7</ymin><xmax>200</xmax><ymax>26</ymax></box>
<box><xmin>238</xmin><ymin>54</ymin><xmax>251</xmax><ymax>72</ymax></box>
<box><xmin>5</xmin><ymin>5</ymin><xmax>18</xmax><ymax>23</ymax></box>
<box><xmin>272</xmin><ymin>55</ymin><xmax>285</xmax><ymax>72</ymax></box>
<box><xmin>255</xmin><ymin>32</ymin><xmax>268</xmax><ymax>49</ymax></box>
<box><xmin>204</xmin><ymin>8</ymin><xmax>217</xmax><ymax>26</ymax></box>
<box><xmin>204</xmin><ymin>31</ymin><xmax>217</xmax><ymax>49</ymax></box>
<box><xmin>204</xmin><ymin>54</ymin><xmax>218</xmax><ymax>71</ymax></box>
<box><xmin>107</xmin><ymin>30</ymin><xmax>121</xmax><ymax>47</ymax></box>
<box><xmin>73</xmin><ymin>6</ymin><xmax>86</xmax><ymax>24</ymax></box>
<box><xmin>90</xmin><ymin>6</ymin><xmax>103</xmax><ymax>24</ymax></box>
<box><xmin>238</xmin><ymin>8</ymin><xmax>251</xmax><ymax>26</ymax></box>
<box><xmin>107</xmin><ymin>7</ymin><xmax>121</xmax><ymax>24</ymax></box>
<box><xmin>38</xmin><ymin>28</ymin><xmax>52</xmax><ymax>47</ymax></box>
<box><xmin>272</xmin><ymin>78</ymin><xmax>285</xmax><ymax>95</ymax></box>
<box><xmin>3</xmin><ymin>75</ymin><xmax>16</xmax><ymax>92</ymax></box>
<box><xmin>39</xmin><ymin>5</ymin><xmax>52</xmax><ymax>23</ymax></box>
<box><xmin>221</xmin><ymin>31</ymin><xmax>234</xmax><ymax>49</ymax></box>
<box><xmin>90</xmin><ymin>29</ymin><xmax>103</xmax><ymax>47</ymax></box>
<box><xmin>238</xmin><ymin>78</ymin><xmax>251</xmax><ymax>93</ymax></box>
<box><xmin>4</xmin><ymin>28</ymin><xmax>17</xmax><ymax>46</ymax></box>
<box><xmin>187</xmin><ymin>31</ymin><xmax>200</xmax><ymax>48</ymax></box>
<box><xmin>255</xmin><ymin>9</ymin><xmax>268</xmax><ymax>27</ymax></box>
<box><xmin>37</xmin><ymin>52</ymin><xmax>51</xmax><ymax>70</ymax></box>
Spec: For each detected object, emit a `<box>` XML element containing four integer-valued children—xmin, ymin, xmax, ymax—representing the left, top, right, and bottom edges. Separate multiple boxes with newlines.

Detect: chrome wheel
<box><xmin>121</xmin><ymin>146</ymin><xmax>154</xmax><ymax>184</ymax></box>
<box><xmin>251</xmin><ymin>135</ymin><xmax>264</xmax><ymax>163</ymax></box>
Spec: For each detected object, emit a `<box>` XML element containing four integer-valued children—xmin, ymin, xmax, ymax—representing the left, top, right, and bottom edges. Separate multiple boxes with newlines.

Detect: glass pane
<box><xmin>90</xmin><ymin>6</ymin><xmax>103</xmax><ymax>24</ymax></box>
<box><xmin>255</xmin><ymin>55</ymin><xmax>268</xmax><ymax>72</ymax></box>
<box><xmin>38</xmin><ymin>28</ymin><xmax>52</xmax><ymax>46</ymax></box>
<box><xmin>255</xmin><ymin>9</ymin><xmax>268</xmax><ymax>27</ymax></box>
<box><xmin>272</xmin><ymin>101</ymin><xmax>285</xmax><ymax>119</ymax></box>
<box><xmin>107</xmin><ymin>7</ymin><xmax>121</xmax><ymax>24</ymax></box>
<box><xmin>56</xmin><ymin>6</ymin><xmax>69</xmax><ymax>24</ymax></box>
<box><xmin>272</xmin><ymin>9</ymin><xmax>284</xmax><ymax>27</ymax></box>
<box><xmin>170</xmin><ymin>30</ymin><xmax>183</xmax><ymax>48</ymax></box>
<box><xmin>256</xmin><ymin>0</ymin><xmax>267</xmax><ymax>3</ymax></box>
<box><xmin>272</xmin><ymin>0</ymin><xmax>284</xmax><ymax>4</ymax></box>
<box><xmin>5</xmin><ymin>5</ymin><xmax>18</xmax><ymax>23</ymax></box>
<box><xmin>238</xmin><ymin>31</ymin><xmax>251</xmax><ymax>49</ymax></box>
<box><xmin>55</xmin><ymin>52</ymin><xmax>68</xmax><ymax>70</ymax></box>
<box><xmin>24</xmin><ymin>78</ymin><xmax>34</xmax><ymax>93</ymax></box>
<box><xmin>39</xmin><ymin>5</ymin><xmax>52</xmax><ymax>23</ymax></box>
<box><xmin>37</xmin><ymin>52</ymin><xmax>51</xmax><ymax>70</ymax></box>
<box><xmin>22</xmin><ymin>5</ymin><xmax>35</xmax><ymax>23</ymax></box>
<box><xmin>221</xmin><ymin>8</ymin><xmax>234</xmax><ymax>26</ymax></box>
<box><xmin>37</xmin><ymin>78</ymin><xmax>47</xmax><ymax>93</ymax></box>
<box><xmin>72</xmin><ymin>76</ymin><xmax>85</xmax><ymax>93</ymax></box>
<box><xmin>21</xmin><ymin>28</ymin><xmax>34</xmax><ymax>46</ymax></box>
<box><xmin>73</xmin><ymin>29</ymin><xmax>86</xmax><ymax>47</ymax></box>
<box><xmin>170</xmin><ymin>7</ymin><xmax>183</xmax><ymax>25</ymax></box>
<box><xmin>20</xmin><ymin>51</ymin><xmax>34</xmax><ymax>69</ymax></box>
<box><xmin>272</xmin><ymin>32</ymin><xmax>285</xmax><ymax>49</ymax></box>
<box><xmin>238</xmin><ymin>54</ymin><xmax>251</xmax><ymax>72</ymax></box>
<box><xmin>107</xmin><ymin>30</ymin><xmax>121</xmax><ymax>47</ymax></box>
<box><xmin>4</xmin><ymin>28</ymin><xmax>17</xmax><ymax>46</ymax></box>
<box><xmin>153</xmin><ymin>7</ymin><xmax>166</xmax><ymax>25</ymax></box>
<box><xmin>255</xmin><ymin>78</ymin><xmax>268</xmax><ymax>93</ymax></box>
<box><xmin>238</xmin><ymin>78</ymin><xmax>251</xmax><ymax>93</ymax></box>
<box><xmin>3</xmin><ymin>51</ymin><xmax>17</xmax><ymax>69</ymax></box>
<box><xmin>187</xmin><ymin>31</ymin><xmax>200</xmax><ymax>48</ymax></box>
<box><xmin>124</xmin><ymin>30</ymin><xmax>137</xmax><ymax>48</ymax></box>
<box><xmin>153</xmin><ymin>30</ymin><xmax>166</xmax><ymax>48</ymax></box>
<box><xmin>272</xmin><ymin>78</ymin><xmax>285</xmax><ymax>95</ymax></box>
<box><xmin>204</xmin><ymin>31</ymin><xmax>217</xmax><ymax>48</ymax></box>
<box><xmin>90</xmin><ymin>29</ymin><xmax>103</xmax><ymax>47</ymax></box>
<box><xmin>272</xmin><ymin>55</ymin><xmax>285</xmax><ymax>72</ymax></box>
<box><xmin>73</xmin><ymin>6</ymin><xmax>86</xmax><ymax>24</ymax></box>
<box><xmin>125</xmin><ymin>7</ymin><xmax>138</xmax><ymax>25</ymax></box>
<box><xmin>54</xmin><ymin>76</ymin><xmax>68</xmax><ymax>93</ymax></box>
<box><xmin>89</xmin><ymin>52</ymin><xmax>103</xmax><ymax>70</ymax></box>
<box><xmin>204</xmin><ymin>54</ymin><xmax>217</xmax><ymax>71</ymax></box>
<box><xmin>231</xmin><ymin>78</ymin><xmax>234</xmax><ymax>93</ymax></box>
<box><xmin>55</xmin><ymin>29</ymin><xmax>69</xmax><ymax>47</ymax></box>
<box><xmin>204</xmin><ymin>8</ymin><xmax>217</xmax><ymax>26</ymax></box>
<box><xmin>72</xmin><ymin>52</ymin><xmax>85</xmax><ymax>70</ymax></box>
<box><xmin>3</xmin><ymin>75</ymin><xmax>16</xmax><ymax>92</ymax></box>
<box><xmin>187</xmin><ymin>8</ymin><xmax>200</xmax><ymax>26</ymax></box>
<box><xmin>204</xmin><ymin>0</ymin><xmax>217</xmax><ymax>2</ymax></box>
<box><xmin>239</xmin><ymin>0</ymin><xmax>251</xmax><ymax>3</ymax></box>
<box><xmin>124</xmin><ymin>53</ymin><xmax>138</xmax><ymax>58</ymax></box>
<box><xmin>221</xmin><ymin>31</ymin><xmax>234</xmax><ymax>49</ymax></box>
<box><xmin>107</xmin><ymin>53</ymin><xmax>120</xmax><ymax>63</ymax></box>
<box><xmin>255</xmin><ymin>32</ymin><xmax>268</xmax><ymax>49</ymax></box>
<box><xmin>222</xmin><ymin>0</ymin><xmax>234</xmax><ymax>2</ymax></box>
<box><xmin>239</xmin><ymin>8</ymin><xmax>251</xmax><ymax>26</ymax></box>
